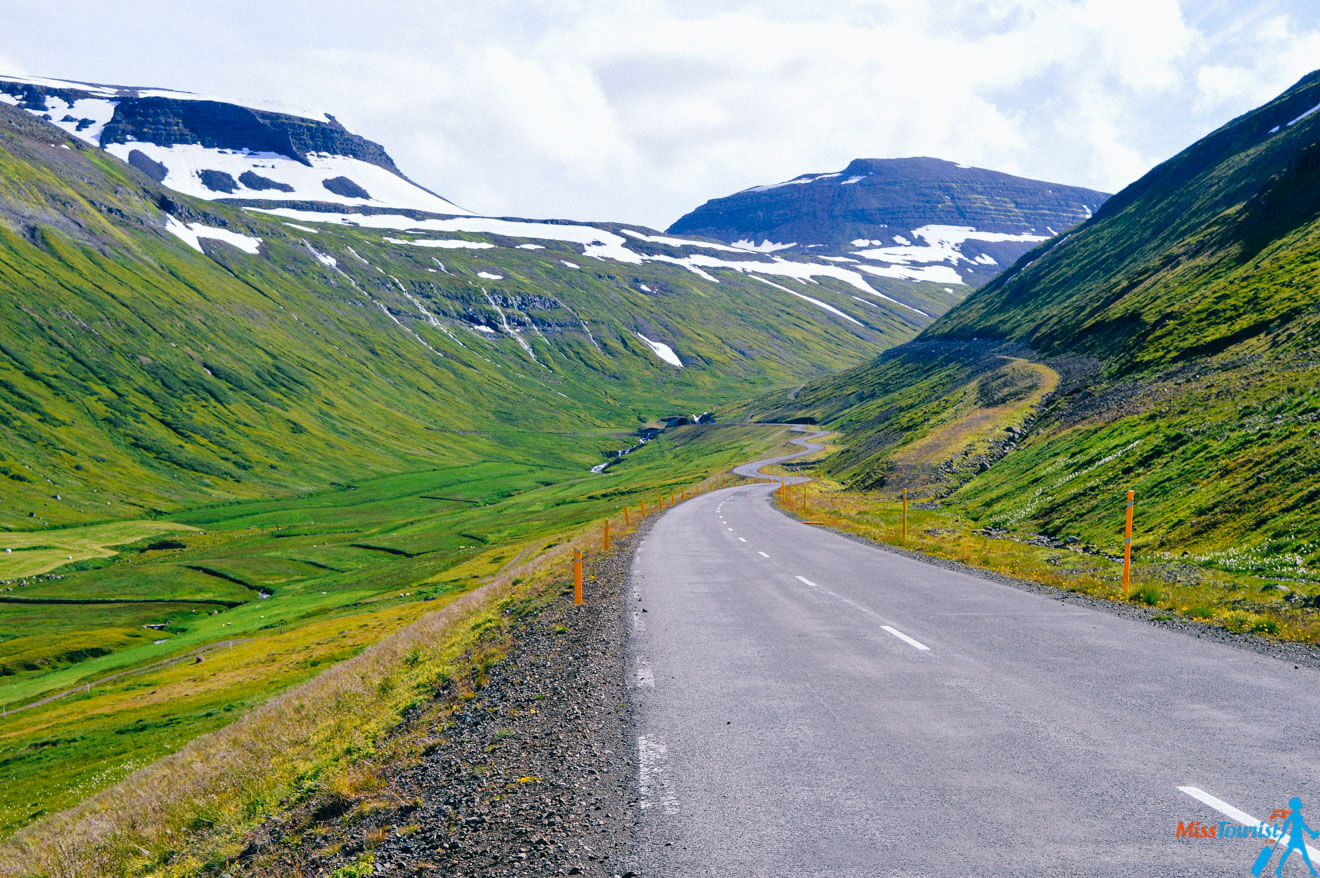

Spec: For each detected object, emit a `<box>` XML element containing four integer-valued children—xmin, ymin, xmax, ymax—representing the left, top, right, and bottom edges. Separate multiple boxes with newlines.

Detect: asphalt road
<box><xmin>629</xmin><ymin>430</ymin><xmax>1320</xmax><ymax>876</ymax></box>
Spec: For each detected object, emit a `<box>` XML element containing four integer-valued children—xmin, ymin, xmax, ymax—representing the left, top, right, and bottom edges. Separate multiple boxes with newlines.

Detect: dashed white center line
<box><xmin>727</xmin><ymin>527</ymin><xmax>734</xmax><ymax>533</ymax></box>
<box><xmin>881</xmin><ymin>625</ymin><xmax>930</xmax><ymax>651</ymax></box>
<box><xmin>791</xmin><ymin>574</ymin><xmax>931</xmax><ymax>652</ymax></box>
<box><xmin>757</xmin><ymin>551</ymin><xmax>770</xmax><ymax>558</ymax></box>
<box><xmin>738</xmin><ymin>537</ymin><xmax>747</xmax><ymax>543</ymax></box>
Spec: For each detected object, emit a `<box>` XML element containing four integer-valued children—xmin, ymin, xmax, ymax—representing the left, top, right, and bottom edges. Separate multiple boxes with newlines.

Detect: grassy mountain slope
<box><xmin>762</xmin><ymin>71</ymin><xmax>1320</xmax><ymax>599</ymax></box>
<box><xmin>929</xmin><ymin>70</ymin><xmax>1320</xmax><ymax>370</ymax></box>
<box><xmin>0</xmin><ymin>100</ymin><xmax>929</xmax><ymax>531</ymax></box>
<box><xmin>0</xmin><ymin>97</ymin><xmax>931</xmax><ymax>838</ymax></box>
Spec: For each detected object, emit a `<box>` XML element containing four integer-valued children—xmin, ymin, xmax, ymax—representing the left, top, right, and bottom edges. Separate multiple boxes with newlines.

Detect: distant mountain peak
<box><xmin>0</xmin><ymin>73</ymin><xmax>470</xmax><ymax>216</ymax></box>
<box><xmin>670</xmin><ymin>157</ymin><xmax>1108</xmax><ymax>288</ymax></box>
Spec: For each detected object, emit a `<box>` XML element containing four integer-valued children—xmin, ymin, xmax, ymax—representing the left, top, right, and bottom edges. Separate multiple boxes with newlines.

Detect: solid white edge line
<box><xmin>1179</xmin><ymin>786</ymin><xmax>1320</xmax><ymax>859</ymax></box>
<box><xmin>881</xmin><ymin>625</ymin><xmax>930</xmax><ymax>651</ymax></box>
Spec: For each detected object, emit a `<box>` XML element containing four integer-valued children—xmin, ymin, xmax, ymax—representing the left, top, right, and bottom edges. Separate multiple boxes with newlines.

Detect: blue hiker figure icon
<box><xmin>1277</xmin><ymin>798</ymin><xmax>1320</xmax><ymax>877</ymax></box>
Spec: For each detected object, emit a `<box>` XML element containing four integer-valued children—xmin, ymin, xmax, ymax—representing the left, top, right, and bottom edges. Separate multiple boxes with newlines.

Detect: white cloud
<box><xmin>3</xmin><ymin>1</ymin><xmax>1320</xmax><ymax>228</ymax></box>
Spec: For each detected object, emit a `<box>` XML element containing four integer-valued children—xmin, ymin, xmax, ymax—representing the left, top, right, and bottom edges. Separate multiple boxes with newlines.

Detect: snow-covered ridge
<box><xmin>252</xmin><ymin>207</ymin><xmax>930</xmax><ymax>318</ymax></box>
<box><xmin>0</xmin><ymin>73</ymin><xmax>331</xmax><ymax>121</ymax></box>
<box><xmin>0</xmin><ymin>73</ymin><xmax>470</xmax><ymax>216</ymax></box>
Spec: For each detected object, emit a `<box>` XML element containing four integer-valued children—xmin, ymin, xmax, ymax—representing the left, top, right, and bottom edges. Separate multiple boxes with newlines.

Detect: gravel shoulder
<box><xmin>234</xmin><ymin>523</ymin><xmax>648</xmax><ymax>878</ymax></box>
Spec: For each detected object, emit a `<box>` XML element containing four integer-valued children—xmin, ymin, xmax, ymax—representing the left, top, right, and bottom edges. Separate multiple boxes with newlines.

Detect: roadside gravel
<box><xmin>235</xmin><ymin>524</ymin><xmax>646</xmax><ymax>878</ymax></box>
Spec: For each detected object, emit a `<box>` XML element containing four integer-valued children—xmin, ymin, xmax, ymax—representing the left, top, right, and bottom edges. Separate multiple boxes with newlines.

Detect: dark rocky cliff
<box><xmin>669</xmin><ymin>157</ymin><xmax>1108</xmax><ymax>249</ymax></box>
<box><xmin>0</xmin><ymin>80</ymin><xmax>400</xmax><ymax>172</ymax></box>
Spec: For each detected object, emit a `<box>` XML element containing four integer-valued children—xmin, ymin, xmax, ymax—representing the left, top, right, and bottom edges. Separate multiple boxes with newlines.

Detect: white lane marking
<box><xmin>635</xmin><ymin>660</ymin><xmax>655</xmax><ymax>688</ymax></box>
<box><xmin>792</xmin><ymin>575</ymin><xmax>933</xmax><ymax>651</ymax></box>
<box><xmin>738</xmin><ymin>537</ymin><xmax>747</xmax><ymax>543</ymax></box>
<box><xmin>1179</xmin><ymin>786</ymin><xmax>1320</xmax><ymax>858</ymax></box>
<box><xmin>881</xmin><ymin>625</ymin><xmax>930</xmax><ymax>651</ymax></box>
<box><xmin>638</xmin><ymin>734</ymin><xmax>680</xmax><ymax>814</ymax></box>
<box><xmin>727</xmin><ymin>527</ymin><xmax>734</xmax><ymax>532</ymax></box>
<box><xmin>758</xmin><ymin>551</ymin><xmax>770</xmax><ymax>558</ymax></box>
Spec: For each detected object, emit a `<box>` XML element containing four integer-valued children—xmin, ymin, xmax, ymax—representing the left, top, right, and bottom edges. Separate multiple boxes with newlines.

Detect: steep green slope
<box><xmin>928</xmin><ymin>70</ymin><xmax>1320</xmax><ymax>371</ymax></box>
<box><xmin>0</xmin><ymin>101</ymin><xmax>925</xmax><ymax>531</ymax></box>
<box><xmin>763</xmin><ymin>70</ymin><xmax>1320</xmax><ymax>589</ymax></box>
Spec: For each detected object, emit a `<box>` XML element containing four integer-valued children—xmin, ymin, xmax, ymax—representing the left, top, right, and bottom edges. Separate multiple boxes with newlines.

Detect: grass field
<box><xmin>0</xmin><ymin>422</ymin><xmax>793</xmax><ymax>839</ymax></box>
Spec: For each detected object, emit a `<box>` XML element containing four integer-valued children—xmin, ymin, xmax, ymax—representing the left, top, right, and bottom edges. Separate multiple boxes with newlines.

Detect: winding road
<box><xmin>629</xmin><ymin>429</ymin><xmax>1320</xmax><ymax>876</ymax></box>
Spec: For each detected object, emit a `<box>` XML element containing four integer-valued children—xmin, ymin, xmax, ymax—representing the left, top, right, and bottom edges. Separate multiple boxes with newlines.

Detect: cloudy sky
<box><xmin>3</xmin><ymin>0</ymin><xmax>1318</xmax><ymax>228</ymax></box>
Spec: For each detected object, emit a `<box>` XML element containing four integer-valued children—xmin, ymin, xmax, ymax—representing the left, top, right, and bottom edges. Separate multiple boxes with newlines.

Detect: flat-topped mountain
<box><xmin>0</xmin><ymin>73</ymin><xmax>467</xmax><ymax>214</ymax></box>
<box><xmin>669</xmin><ymin>157</ymin><xmax>1109</xmax><ymax>288</ymax></box>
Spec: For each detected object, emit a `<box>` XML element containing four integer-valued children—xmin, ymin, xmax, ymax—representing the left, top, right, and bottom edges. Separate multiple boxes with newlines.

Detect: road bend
<box><xmin>629</xmin><ymin>429</ymin><xmax>1320</xmax><ymax>876</ymax></box>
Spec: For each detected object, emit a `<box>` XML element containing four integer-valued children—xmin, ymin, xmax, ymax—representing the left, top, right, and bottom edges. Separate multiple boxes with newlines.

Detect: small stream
<box><xmin>589</xmin><ymin>412</ymin><xmax>714</xmax><ymax>473</ymax></box>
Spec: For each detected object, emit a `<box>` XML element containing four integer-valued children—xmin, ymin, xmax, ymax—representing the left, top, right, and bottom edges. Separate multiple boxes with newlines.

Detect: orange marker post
<box><xmin>603</xmin><ymin>519</ymin><xmax>611</xmax><ymax>552</ymax></box>
<box><xmin>625</xmin><ymin>506</ymin><xmax>631</xmax><ymax>527</ymax></box>
<box><xmin>641</xmin><ymin>499</ymin><xmax>646</xmax><ymax>517</ymax></box>
<box><xmin>573</xmin><ymin>549</ymin><xmax>583</xmax><ymax>605</ymax></box>
<box><xmin>1123</xmin><ymin>490</ymin><xmax>1135</xmax><ymax>597</ymax></box>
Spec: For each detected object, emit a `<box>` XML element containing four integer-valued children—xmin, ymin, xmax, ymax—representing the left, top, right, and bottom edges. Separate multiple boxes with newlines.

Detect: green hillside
<box><xmin>0</xmin><ymin>97</ymin><xmax>937</xmax><ymax>839</ymax></box>
<box><xmin>762</xmin><ymin>71</ymin><xmax>1320</xmax><ymax>616</ymax></box>
<box><xmin>0</xmin><ymin>100</ymin><xmax>941</xmax><ymax>532</ymax></box>
<box><xmin>928</xmin><ymin>69</ymin><xmax>1320</xmax><ymax>370</ymax></box>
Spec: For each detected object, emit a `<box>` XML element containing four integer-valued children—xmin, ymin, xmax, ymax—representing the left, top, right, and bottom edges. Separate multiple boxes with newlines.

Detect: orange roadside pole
<box><xmin>573</xmin><ymin>549</ymin><xmax>583</xmax><ymax>605</ymax></box>
<box><xmin>624</xmin><ymin>506</ymin><xmax>631</xmax><ymax>527</ymax></box>
<box><xmin>641</xmin><ymin>499</ymin><xmax>646</xmax><ymax>516</ymax></box>
<box><xmin>603</xmin><ymin>519</ymin><xmax>611</xmax><ymax>552</ymax></box>
<box><xmin>1123</xmin><ymin>490</ymin><xmax>1135</xmax><ymax>597</ymax></box>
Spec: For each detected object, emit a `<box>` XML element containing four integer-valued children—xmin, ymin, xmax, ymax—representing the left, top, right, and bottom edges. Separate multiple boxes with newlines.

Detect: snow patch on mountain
<box><xmin>99</xmin><ymin>142</ymin><xmax>468</xmax><ymax>214</ymax></box>
<box><xmin>858</xmin><ymin>262</ymin><xmax>964</xmax><ymax>285</ymax></box>
<box><xmin>254</xmin><ymin>208</ymin><xmax>931</xmax><ymax>317</ymax></box>
<box><xmin>164</xmin><ymin>216</ymin><xmax>262</xmax><ymax>254</ymax></box>
<box><xmin>750</xmin><ymin>276</ymin><xmax>863</xmax><ymax>326</ymax></box>
<box><xmin>386</xmin><ymin>237</ymin><xmax>495</xmax><ymax>250</ymax></box>
<box><xmin>847</xmin><ymin>224</ymin><xmax>1049</xmax><ymax>285</ymax></box>
<box><xmin>731</xmin><ymin>239</ymin><xmax>797</xmax><ymax>253</ymax></box>
<box><xmin>622</xmin><ymin>229</ymin><xmax>746</xmax><ymax>253</ymax></box>
<box><xmin>636</xmin><ymin>333</ymin><xmax>683</xmax><ymax>368</ymax></box>
<box><xmin>31</xmin><ymin>93</ymin><xmax>117</xmax><ymax>145</ymax></box>
<box><xmin>1288</xmin><ymin>101</ymin><xmax>1320</xmax><ymax>127</ymax></box>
